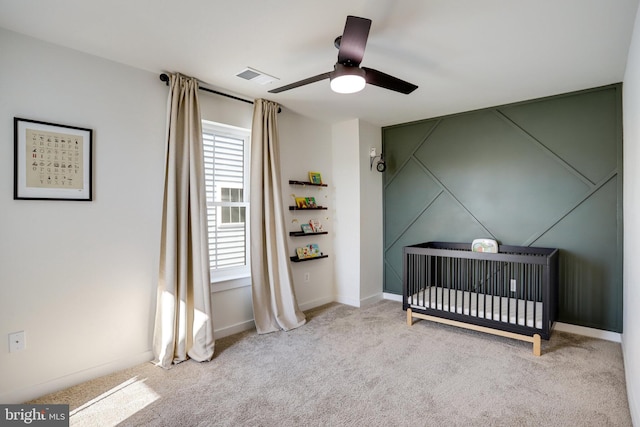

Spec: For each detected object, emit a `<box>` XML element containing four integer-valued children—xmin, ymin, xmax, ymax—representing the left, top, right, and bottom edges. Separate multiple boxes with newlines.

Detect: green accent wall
<box><xmin>382</xmin><ymin>84</ymin><xmax>623</xmax><ymax>332</ymax></box>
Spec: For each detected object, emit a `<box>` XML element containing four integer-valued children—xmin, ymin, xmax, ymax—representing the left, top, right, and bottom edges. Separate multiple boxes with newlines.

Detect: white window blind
<box><xmin>202</xmin><ymin>120</ymin><xmax>251</xmax><ymax>282</ymax></box>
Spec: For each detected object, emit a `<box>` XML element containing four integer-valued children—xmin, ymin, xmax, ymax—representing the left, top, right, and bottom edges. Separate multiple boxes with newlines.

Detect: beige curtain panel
<box><xmin>153</xmin><ymin>73</ymin><xmax>215</xmax><ymax>368</ymax></box>
<box><xmin>250</xmin><ymin>99</ymin><xmax>306</xmax><ymax>334</ymax></box>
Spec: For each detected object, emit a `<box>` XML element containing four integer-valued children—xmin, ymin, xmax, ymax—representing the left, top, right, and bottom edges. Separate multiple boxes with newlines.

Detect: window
<box><xmin>220</xmin><ymin>188</ymin><xmax>245</xmax><ymax>224</ymax></box>
<box><xmin>202</xmin><ymin>120</ymin><xmax>251</xmax><ymax>285</ymax></box>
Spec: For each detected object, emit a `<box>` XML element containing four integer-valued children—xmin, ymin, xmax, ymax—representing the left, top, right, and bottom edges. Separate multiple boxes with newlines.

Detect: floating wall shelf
<box><xmin>289</xmin><ymin>180</ymin><xmax>328</xmax><ymax>187</ymax></box>
<box><xmin>289</xmin><ymin>206</ymin><xmax>327</xmax><ymax>210</ymax></box>
<box><xmin>290</xmin><ymin>254</ymin><xmax>329</xmax><ymax>262</ymax></box>
<box><xmin>289</xmin><ymin>231</ymin><xmax>329</xmax><ymax>237</ymax></box>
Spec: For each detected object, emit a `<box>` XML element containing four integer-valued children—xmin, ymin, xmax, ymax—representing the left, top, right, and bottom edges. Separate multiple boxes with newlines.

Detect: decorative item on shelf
<box><xmin>296</xmin><ymin>243</ymin><xmax>322</xmax><ymax>260</ymax></box>
<box><xmin>309</xmin><ymin>219</ymin><xmax>323</xmax><ymax>232</ymax></box>
<box><xmin>305</xmin><ymin>196</ymin><xmax>317</xmax><ymax>208</ymax></box>
<box><xmin>308</xmin><ymin>171</ymin><xmax>322</xmax><ymax>185</ymax></box>
<box><xmin>291</xmin><ymin>195</ymin><xmax>325</xmax><ymax>210</ymax></box>
<box><xmin>471</xmin><ymin>238</ymin><xmax>498</xmax><ymax>253</ymax></box>
<box><xmin>290</xmin><ymin>221</ymin><xmax>328</xmax><ymax>237</ymax></box>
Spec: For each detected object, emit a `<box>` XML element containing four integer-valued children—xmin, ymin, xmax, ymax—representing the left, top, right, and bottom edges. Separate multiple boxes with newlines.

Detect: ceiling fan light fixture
<box><xmin>267</xmin><ymin>16</ymin><xmax>417</xmax><ymax>95</ymax></box>
<box><xmin>330</xmin><ymin>64</ymin><xmax>366</xmax><ymax>94</ymax></box>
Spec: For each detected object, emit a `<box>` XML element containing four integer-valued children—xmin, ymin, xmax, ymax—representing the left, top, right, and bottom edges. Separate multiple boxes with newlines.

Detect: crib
<box><xmin>403</xmin><ymin>242</ymin><xmax>559</xmax><ymax>356</ymax></box>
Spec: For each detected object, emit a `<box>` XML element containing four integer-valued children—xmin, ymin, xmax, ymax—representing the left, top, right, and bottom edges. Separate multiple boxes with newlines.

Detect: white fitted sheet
<box><xmin>407</xmin><ymin>287</ymin><xmax>543</xmax><ymax>329</ymax></box>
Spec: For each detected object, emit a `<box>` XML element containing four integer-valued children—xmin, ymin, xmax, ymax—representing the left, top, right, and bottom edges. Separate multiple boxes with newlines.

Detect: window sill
<box><xmin>211</xmin><ymin>276</ymin><xmax>251</xmax><ymax>293</ymax></box>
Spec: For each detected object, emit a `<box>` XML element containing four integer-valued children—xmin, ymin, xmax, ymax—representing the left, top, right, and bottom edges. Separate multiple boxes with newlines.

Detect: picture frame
<box><xmin>308</xmin><ymin>171</ymin><xmax>322</xmax><ymax>185</ymax></box>
<box><xmin>14</xmin><ymin>117</ymin><xmax>92</xmax><ymax>201</ymax></box>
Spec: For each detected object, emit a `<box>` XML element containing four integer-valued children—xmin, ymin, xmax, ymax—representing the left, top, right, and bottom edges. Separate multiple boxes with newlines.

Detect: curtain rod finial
<box><xmin>160</xmin><ymin>73</ymin><xmax>170</xmax><ymax>85</ymax></box>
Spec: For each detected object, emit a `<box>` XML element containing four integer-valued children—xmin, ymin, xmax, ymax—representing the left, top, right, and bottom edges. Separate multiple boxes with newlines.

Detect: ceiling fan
<box><xmin>268</xmin><ymin>15</ymin><xmax>418</xmax><ymax>95</ymax></box>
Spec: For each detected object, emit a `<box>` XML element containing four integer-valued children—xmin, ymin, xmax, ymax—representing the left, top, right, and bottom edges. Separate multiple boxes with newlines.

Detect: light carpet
<box><xmin>29</xmin><ymin>300</ymin><xmax>632</xmax><ymax>426</ymax></box>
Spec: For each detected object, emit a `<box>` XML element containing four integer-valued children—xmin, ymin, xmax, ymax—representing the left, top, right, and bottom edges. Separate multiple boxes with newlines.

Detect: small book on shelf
<box><xmin>305</xmin><ymin>197</ymin><xmax>317</xmax><ymax>208</ymax></box>
<box><xmin>300</xmin><ymin>223</ymin><xmax>313</xmax><ymax>233</ymax></box>
<box><xmin>296</xmin><ymin>244</ymin><xmax>321</xmax><ymax>259</ymax></box>
<box><xmin>309</xmin><ymin>219</ymin><xmax>323</xmax><ymax>232</ymax></box>
<box><xmin>308</xmin><ymin>243</ymin><xmax>321</xmax><ymax>257</ymax></box>
<box><xmin>308</xmin><ymin>171</ymin><xmax>322</xmax><ymax>184</ymax></box>
<box><xmin>296</xmin><ymin>246</ymin><xmax>310</xmax><ymax>259</ymax></box>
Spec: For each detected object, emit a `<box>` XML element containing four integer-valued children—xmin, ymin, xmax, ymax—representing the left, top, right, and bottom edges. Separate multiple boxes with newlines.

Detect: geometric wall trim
<box><xmin>382</xmin><ymin>84</ymin><xmax>623</xmax><ymax>332</ymax></box>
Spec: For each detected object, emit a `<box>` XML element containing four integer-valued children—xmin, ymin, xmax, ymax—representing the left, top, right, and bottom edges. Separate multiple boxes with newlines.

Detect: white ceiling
<box><xmin>1</xmin><ymin>0</ymin><xmax>638</xmax><ymax>127</ymax></box>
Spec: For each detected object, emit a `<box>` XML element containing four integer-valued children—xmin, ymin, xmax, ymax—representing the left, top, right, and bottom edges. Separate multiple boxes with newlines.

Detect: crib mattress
<box><xmin>407</xmin><ymin>287</ymin><xmax>543</xmax><ymax>329</ymax></box>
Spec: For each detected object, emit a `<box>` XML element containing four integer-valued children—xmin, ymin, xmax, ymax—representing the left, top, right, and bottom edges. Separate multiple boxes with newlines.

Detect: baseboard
<box><xmin>334</xmin><ymin>295</ymin><xmax>361</xmax><ymax>307</ymax></box>
<box><xmin>553</xmin><ymin>322</ymin><xmax>621</xmax><ymax>343</ymax></box>
<box><xmin>213</xmin><ymin>296</ymin><xmax>337</xmax><ymax>339</ymax></box>
<box><xmin>311</xmin><ymin>294</ymin><xmax>383</xmax><ymax>309</ymax></box>
<box><xmin>0</xmin><ymin>350</ymin><xmax>154</xmax><ymax>404</ymax></box>
<box><xmin>360</xmin><ymin>292</ymin><xmax>383</xmax><ymax>307</ymax></box>
<box><xmin>299</xmin><ymin>295</ymin><xmax>335</xmax><ymax>312</ymax></box>
<box><xmin>214</xmin><ymin>319</ymin><xmax>256</xmax><ymax>339</ymax></box>
<box><xmin>382</xmin><ymin>292</ymin><xmax>402</xmax><ymax>302</ymax></box>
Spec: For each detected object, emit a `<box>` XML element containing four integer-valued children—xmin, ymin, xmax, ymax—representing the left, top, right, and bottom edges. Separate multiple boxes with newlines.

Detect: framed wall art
<box><xmin>14</xmin><ymin>117</ymin><xmax>93</xmax><ymax>201</ymax></box>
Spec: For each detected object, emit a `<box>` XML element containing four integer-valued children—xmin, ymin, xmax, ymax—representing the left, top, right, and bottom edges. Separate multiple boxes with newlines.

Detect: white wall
<box><xmin>207</xmin><ymin>103</ymin><xmax>338</xmax><ymax>333</ymax></box>
<box><xmin>330</xmin><ymin>119</ymin><xmax>383</xmax><ymax>307</ymax></box>
<box><xmin>0</xmin><ymin>29</ymin><xmax>166</xmax><ymax>403</ymax></box>
<box><xmin>0</xmin><ymin>28</ymin><xmax>340</xmax><ymax>404</ymax></box>
<box><xmin>278</xmin><ymin>110</ymin><xmax>336</xmax><ymax>310</ymax></box>
<box><xmin>623</xmin><ymin>4</ymin><xmax>640</xmax><ymax>425</ymax></box>
<box><xmin>358</xmin><ymin>121</ymin><xmax>383</xmax><ymax>305</ymax></box>
<box><xmin>204</xmin><ymin>91</ymin><xmax>340</xmax><ymax>333</ymax></box>
<box><xmin>332</xmin><ymin>120</ymin><xmax>362</xmax><ymax>306</ymax></box>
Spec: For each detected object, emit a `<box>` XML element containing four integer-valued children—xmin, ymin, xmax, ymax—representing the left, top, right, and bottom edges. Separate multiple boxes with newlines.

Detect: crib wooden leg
<box><xmin>532</xmin><ymin>334</ymin><xmax>541</xmax><ymax>356</ymax></box>
<box><xmin>407</xmin><ymin>308</ymin><xmax>413</xmax><ymax>326</ymax></box>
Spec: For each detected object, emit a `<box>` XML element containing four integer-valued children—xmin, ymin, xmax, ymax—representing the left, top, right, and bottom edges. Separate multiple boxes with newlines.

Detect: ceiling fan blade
<box><xmin>362</xmin><ymin>67</ymin><xmax>418</xmax><ymax>94</ymax></box>
<box><xmin>268</xmin><ymin>72</ymin><xmax>332</xmax><ymax>93</ymax></box>
<box><xmin>337</xmin><ymin>16</ymin><xmax>371</xmax><ymax>66</ymax></box>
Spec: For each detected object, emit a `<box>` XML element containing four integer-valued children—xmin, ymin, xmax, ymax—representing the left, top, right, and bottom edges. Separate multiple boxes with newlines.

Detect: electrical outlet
<box><xmin>510</xmin><ymin>279</ymin><xmax>517</xmax><ymax>293</ymax></box>
<box><xmin>304</xmin><ymin>272</ymin><xmax>310</xmax><ymax>283</ymax></box>
<box><xmin>9</xmin><ymin>331</ymin><xmax>25</xmax><ymax>353</ymax></box>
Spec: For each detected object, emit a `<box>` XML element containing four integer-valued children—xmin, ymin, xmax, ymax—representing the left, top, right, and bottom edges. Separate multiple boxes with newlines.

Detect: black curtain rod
<box><xmin>160</xmin><ymin>74</ymin><xmax>280</xmax><ymax>113</ymax></box>
<box><xmin>160</xmin><ymin>73</ymin><xmax>253</xmax><ymax>105</ymax></box>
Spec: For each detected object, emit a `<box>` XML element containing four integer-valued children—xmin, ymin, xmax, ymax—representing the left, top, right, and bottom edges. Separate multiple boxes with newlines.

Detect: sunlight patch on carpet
<box><xmin>70</xmin><ymin>376</ymin><xmax>159</xmax><ymax>425</ymax></box>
